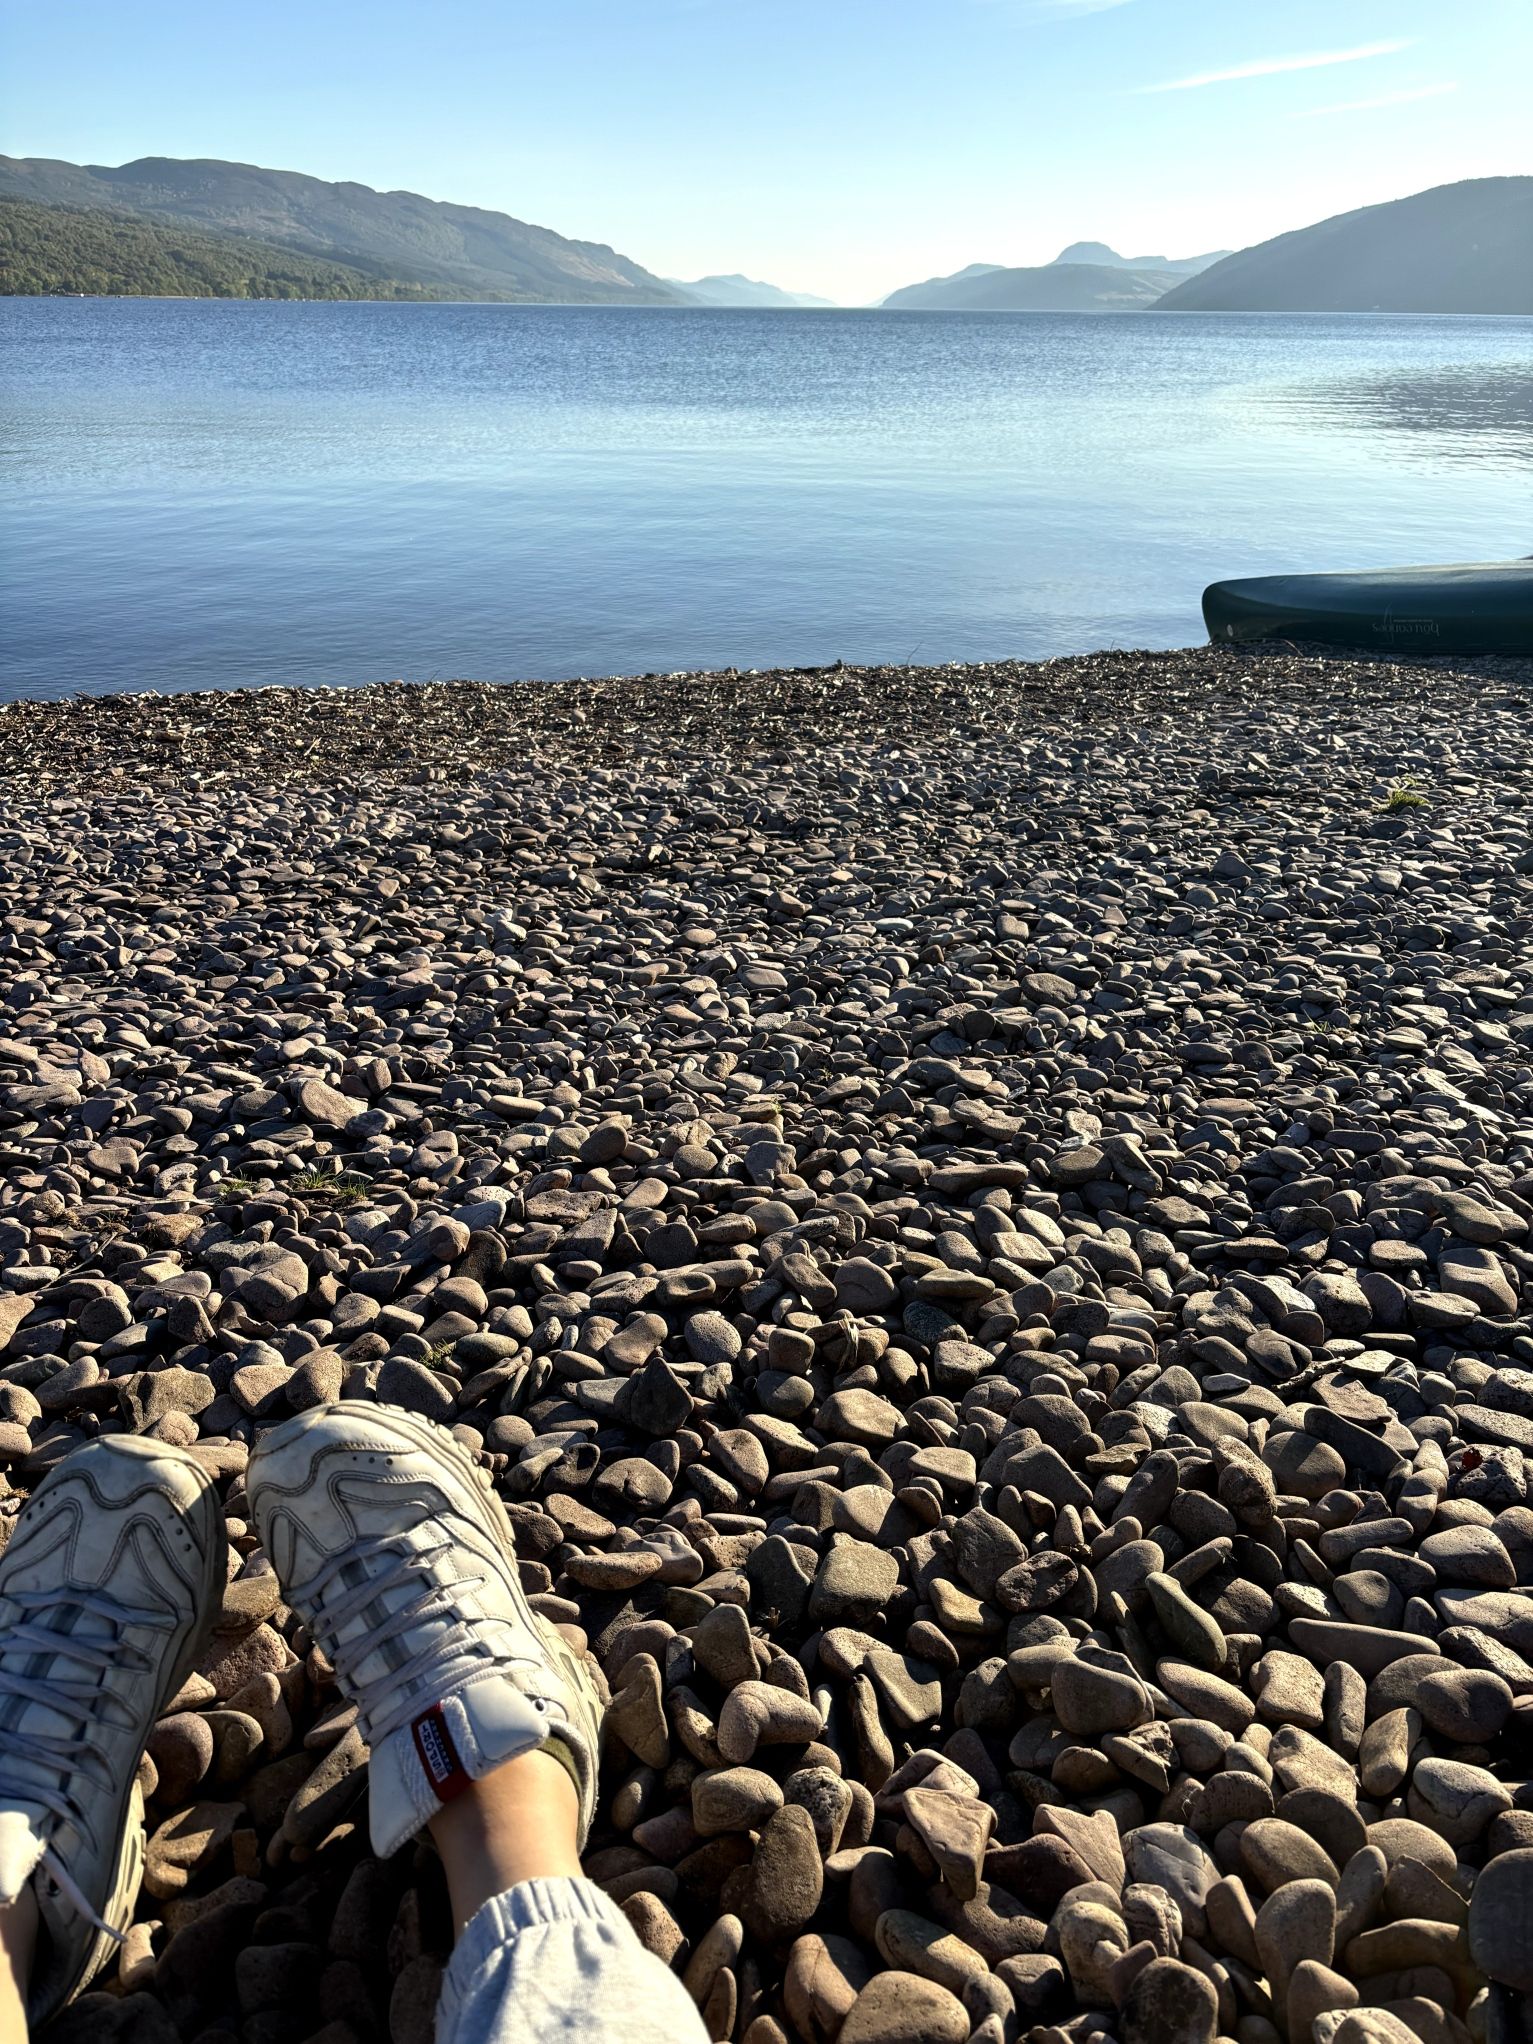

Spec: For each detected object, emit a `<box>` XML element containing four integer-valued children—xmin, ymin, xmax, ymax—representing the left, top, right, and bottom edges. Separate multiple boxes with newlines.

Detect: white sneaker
<box><xmin>0</xmin><ymin>1435</ymin><xmax>223</xmax><ymax>2026</ymax></box>
<box><xmin>246</xmin><ymin>1402</ymin><xmax>605</xmax><ymax>1859</ymax></box>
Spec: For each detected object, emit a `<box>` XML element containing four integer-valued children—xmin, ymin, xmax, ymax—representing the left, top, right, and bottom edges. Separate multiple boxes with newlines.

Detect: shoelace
<box><xmin>289</xmin><ymin>1522</ymin><xmax>547</xmax><ymax>1749</ymax></box>
<box><xmin>0</xmin><ymin>1586</ymin><xmax>171</xmax><ymax>1940</ymax></box>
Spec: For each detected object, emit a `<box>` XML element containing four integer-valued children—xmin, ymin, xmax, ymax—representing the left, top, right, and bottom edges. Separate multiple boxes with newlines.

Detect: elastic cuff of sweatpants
<box><xmin>436</xmin><ymin>1876</ymin><xmax>629</xmax><ymax>2041</ymax></box>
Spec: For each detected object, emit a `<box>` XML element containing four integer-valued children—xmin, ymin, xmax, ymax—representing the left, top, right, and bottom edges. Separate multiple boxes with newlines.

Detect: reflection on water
<box><xmin>1269</xmin><ymin>367</ymin><xmax>1533</xmax><ymax>467</ymax></box>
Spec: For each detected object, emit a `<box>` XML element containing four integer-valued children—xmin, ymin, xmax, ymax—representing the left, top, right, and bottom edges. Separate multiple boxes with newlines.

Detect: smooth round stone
<box><xmin>1146</xmin><ymin>1571</ymin><xmax>1227</xmax><ymax>1670</ymax></box>
<box><xmin>1288</xmin><ymin>1959</ymin><xmax>1357</xmax><ymax>2043</ymax></box>
<box><xmin>1266</xmin><ymin>1725</ymin><xmax>1361</xmax><ymax>1805</ymax></box>
<box><xmin>1418</xmin><ymin>1523</ymin><xmax>1516</xmax><ymax>1588</ymax></box>
<box><xmin>1333</xmin><ymin>1569</ymin><xmax>1404</xmax><ymax>1630</ymax></box>
<box><xmin>1254</xmin><ymin>1878</ymin><xmax>1336</xmax><ymax>2008</ymax></box>
<box><xmin>784</xmin><ymin>1933</ymin><xmax>874</xmax><ymax>2040</ymax></box>
<box><xmin>1412</xmin><ymin>1667</ymin><xmax>1513</xmax><ymax>1743</ymax></box>
<box><xmin>1330</xmin><ymin>2014</ymin><xmax>1431</xmax><ymax>2044</ymax></box>
<box><xmin>739</xmin><ymin>1804</ymin><xmax>824</xmax><ymax>1946</ymax></box>
<box><xmin>1169</xmin><ymin>1718</ymin><xmax>1232</xmax><ymax>1775</ymax></box>
<box><xmin>1239</xmin><ymin>1818</ymin><xmax>1339</xmax><ymax>1893</ymax></box>
<box><xmin>1276</xmin><ymin>1789</ymin><xmax>1367</xmax><ymax>1872</ymax></box>
<box><xmin>808</xmin><ymin>1542</ymin><xmax>900</xmax><ymax>1627</ymax></box>
<box><xmin>817</xmin><ymin>1388</ymin><xmax>902</xmax><ymax>1447</ymax></box>
<box><xmin>1119</xmin><ymin>1957</ymin><xmax>1218</xmax><ymax>2044</ymax></box>
<box><xmin>1469</xmin><ymin>1847</ymin><xmax>1533</xmax><ymax>1990</ymax></box>
<box><xmin>1051</xmin><ymin>1656</ymin><xmax>1152</xmax><ymax>1736</ymax></box>
<box><xmin>1358</xmin><ymin>1707</ymin><xmax>1418</xmax><ymax>1798</ymax></box>
<box><xmin>873</xmin><ymin>1909</ymin><xmax>989</xmax><ymax>1995</ymax></box>
<box><xmin>1367</xmin><ymin>1818</ymin><xmax>1457</xmax><ymax>1880</ymax></box>
<box><xmin>145</xmin><ymin>1713</ymin><xmax>215</xmax><ymax>1806</ymax></box>
<box><xmin>1406</xmin><ymin>1756</ymin><xmax>1512</xmax><ymax>1845</ymax></box>
<box><xmin>1289</xmin><ymin>1618</ymin><xmax>1437</xmax><ymax>1681</ymax></box>
<box><xmin>839</xmin><ymin>1970</ymin><xmax>969</xmax><ymax>2044</ymax></box>
<box><xmin>1156</xmin><ymin>1659</ymin><xmax>1255</xmax><ymax>1733</ymax></box>
<box><xmin>1383</xmin><ymin>1852</ymin><xmax>1468</xmax><ymax>1928</ymax></box>
<box><xmin>1366</xmin><ymin>1653</ymin><xmax>1451</xmax><ymax>1717</ymax></box>
<box><xmin>995</xmin><ymin>1952</ymin><xmax>1066</xmax><ymax>2017</ymax></box>
<box><xmin>692</xmin><ymin>1767</ymin><xmax>784</xmax><ymax>1837</ymax></box>
<box><xmin>1263</xmin><ymin>1430</ymin><xmax>1348</xmax><ymax>1501</ymax></box>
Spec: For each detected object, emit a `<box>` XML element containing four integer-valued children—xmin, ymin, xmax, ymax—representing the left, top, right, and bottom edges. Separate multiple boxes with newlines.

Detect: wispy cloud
<box><xmin>1295</xmin><ymin>81</ymin><xmax>1458</xmax><ymax>117</ymax></box>
<box><xmin>1141</xmin><ymin>39</ymin><xmax>1413</xmax><ymax>93</ymax></box>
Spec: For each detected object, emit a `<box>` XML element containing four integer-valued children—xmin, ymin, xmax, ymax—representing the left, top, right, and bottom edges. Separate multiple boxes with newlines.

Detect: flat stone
<box><xmin>739</xmin><ymin>1804</ymin><xmax>823</xmax><ymax>1945</ymax></box>
<box><xmin>1051</xmin><ymin>1656</ymin><xmax>1152</xmax><ymax>1736</ymax></box>
<box><xmin>809</xmin><ymin>1542</ymin><xmax>899</xmax><ymax>1627</ymax></box>
<box><xmin>1468</xmin><ymin>1846</ymin><xmax>1533</xmax><ymax>1990</ymax></box>
<box><xmin>839</xmin><ymin>1971</ymin><xmax>969</xmax><ymax>2044</ymax></box>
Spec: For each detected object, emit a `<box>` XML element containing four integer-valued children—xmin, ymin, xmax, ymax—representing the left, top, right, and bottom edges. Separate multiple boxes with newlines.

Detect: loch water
<box><xmin>3</xmin><ymin>298</ymin><xmax>1529</xmax><ymax>700</ymax></box>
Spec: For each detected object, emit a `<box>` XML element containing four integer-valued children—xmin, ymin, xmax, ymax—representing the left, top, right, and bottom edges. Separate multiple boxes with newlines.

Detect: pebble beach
<box><xmin>3</xmin><ymin>643</ymin><xmax>1533</xmax><ymax>2044</ymax></box>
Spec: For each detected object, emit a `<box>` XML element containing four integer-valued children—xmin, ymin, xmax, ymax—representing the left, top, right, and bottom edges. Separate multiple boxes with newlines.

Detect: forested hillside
<box><xmin>0</xmin><ymin>197</ymin><xmax>444</xmax><ymax>299</ymax></box>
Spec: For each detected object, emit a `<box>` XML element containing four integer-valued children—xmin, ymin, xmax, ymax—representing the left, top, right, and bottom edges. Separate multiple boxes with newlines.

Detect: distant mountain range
<box><xmin>670</xmin><ymin>273</ymin><xmax>835</xmax><ymax>309</ymax></box>
<box><xmin>1053</xmin><ymin>242</ymin><xmax>1227</xmax><ymax>276</ymax></box>
<box><xmin>1154</xmin><ymin>178</ymin><xmax>1533</xmax><ymax>314</ymax></box>
<box><xmin>0</xmin><ymin>154</ymin><xmax>686</xmax><ymax>303</ymax></box>
<box><xmin>881</xmin><ymin>183</ymin><xmax>1531</xmax><ymax>314</ymax></box>
<box><xmin>3</xmin><ymin>157</ymin><xmax>1526</xmax><ymax>317</ymax></box>
<box><xmin>882</xmin><ymin>240</ymin><xmax>1226</xmax><ymax>310</ymax></box>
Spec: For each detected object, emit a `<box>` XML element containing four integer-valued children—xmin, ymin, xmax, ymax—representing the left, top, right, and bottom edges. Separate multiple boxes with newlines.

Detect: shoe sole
<box><xmin>47</xmin><ymin>1438</ymin><xmax>226</xmax><ymax>2015</ymax></box>
<box><xmin>248</xmin><ymin>1400</ymin><xmax>603</xmax><ymax>1739</ymax></box>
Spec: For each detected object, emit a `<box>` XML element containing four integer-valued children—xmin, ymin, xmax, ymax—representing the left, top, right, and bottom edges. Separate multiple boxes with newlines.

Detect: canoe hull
<box><xmin>1202</xmin><ymin>562</ymin><xmax>1533</xmax><ymax>656</ymax></box>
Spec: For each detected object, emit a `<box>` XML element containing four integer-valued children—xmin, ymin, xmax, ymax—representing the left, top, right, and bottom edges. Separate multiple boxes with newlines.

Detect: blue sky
<box><xmin>1</xmin><ymin>0</ymin><xmax>1525</xmax><ymax>301</ymax></box>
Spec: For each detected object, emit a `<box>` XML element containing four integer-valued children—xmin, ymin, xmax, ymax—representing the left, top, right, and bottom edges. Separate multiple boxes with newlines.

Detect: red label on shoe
<box><xmin>412</xmin><ymin>1705</ymin><xmax>471</xmax><ymax>1803</ymax></box>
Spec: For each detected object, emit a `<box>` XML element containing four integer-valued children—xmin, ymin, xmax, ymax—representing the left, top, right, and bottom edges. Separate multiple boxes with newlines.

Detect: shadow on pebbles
<box><xmin>1</xmin><ymin>644</ymin><xmax>1532</xmax><ymax>2044</ymax></box>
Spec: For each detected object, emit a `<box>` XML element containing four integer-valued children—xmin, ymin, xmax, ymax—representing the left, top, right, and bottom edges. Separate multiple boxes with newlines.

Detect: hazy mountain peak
<box><xmin>1053</xmin><ymin>240</ymin><xmax>1128</xmax><ymax>267</ymax></box>
<box><xmin>669</xmin><ymin>273</ymin><xmax>836</xmax><ymax>308</ymax></box>
<box><xmin>882</xmin><ymin>260</ymin><xmax>1180</xmax><ymax>311</ymax></box>
<box><xmin>1052</xmin><ymin>240</ymin><xmax>1228</xmax><ymax>275</ymax></box>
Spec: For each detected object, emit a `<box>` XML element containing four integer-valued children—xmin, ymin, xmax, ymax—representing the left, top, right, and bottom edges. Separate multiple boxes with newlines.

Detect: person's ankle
<box><xmin>428</xmin><ymin>1745</ymin><xmax>584</xmax><ymax>1933</ymax></box>
<box><xmin>0</xmin><ymin>1885</ymin><xmax>39</xmax><ymax>2043</ymax></box>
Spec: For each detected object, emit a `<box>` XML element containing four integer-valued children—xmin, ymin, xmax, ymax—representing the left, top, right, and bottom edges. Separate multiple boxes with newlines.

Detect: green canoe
<box><xmin>1202</xmin><ymin>560</ymin><xmax>1533</xmax><ymax>655</ymax></box>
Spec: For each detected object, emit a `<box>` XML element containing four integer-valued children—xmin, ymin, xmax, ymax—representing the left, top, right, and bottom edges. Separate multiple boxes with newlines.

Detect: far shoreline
<box><xmin>6</xmin><ymin>293</ymin><xmax>1532</xmax><ymax>318</ymax></box>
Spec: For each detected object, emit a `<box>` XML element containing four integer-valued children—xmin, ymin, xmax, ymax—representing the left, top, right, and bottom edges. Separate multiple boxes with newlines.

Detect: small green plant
<box><xmin>291</xmin><ymin>1165</ymin><xmax>371</xmax><ymax>1206</ymax></box>
<box><xmin>215</xmin><ymin>1175</ymin><xmax>259</xmax><ymax>1200</ymax></box>
<box><xmin>1379</xmin><ymin>778</ymin><xmax>1429</xmax><ymax>813</ymax></box>
<box><xmin>422</xmin><ymin>1340</ymin><xmax>457</xmax><ymax>1372</ymax></box>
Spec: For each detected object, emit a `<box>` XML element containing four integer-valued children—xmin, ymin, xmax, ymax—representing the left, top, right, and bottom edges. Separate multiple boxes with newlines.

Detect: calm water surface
<box><xmin>3</xmin><ymin>299</ymin><xmax>1530</xmax><ymax>699</ymax></box>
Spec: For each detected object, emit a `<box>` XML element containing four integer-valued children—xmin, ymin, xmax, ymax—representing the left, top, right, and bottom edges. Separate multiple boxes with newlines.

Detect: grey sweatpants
<box><xmin>435</xmin><ymin>1876</ymin><xmax>712</xmax><ymax>2044</ymax></box>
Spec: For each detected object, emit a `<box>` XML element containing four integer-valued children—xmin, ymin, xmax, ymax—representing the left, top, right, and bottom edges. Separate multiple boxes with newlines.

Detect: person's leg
<box><xmin>248</xmin><ymin>1401</ymin><xmax>710</xmax><ymax>2044</ymax></box>
<box><xmin>0</xmin><ymin>1437</ymin><xmax>223</xmax><ymax>2035</ymax></box>
<box><xmin>429</xmin><ymin>1748</ymin><xmax>709</xmax><ymax>2044</ymax></box>
<box><xmin>0</xmin><ymin>1889</ymin><xmax>38</xmax><ymax>2044</ymax></box>
<box><xmin>430</xmin><ymin>1748</ymin><xmax>583</xmax><ymax>1933</ymax></box>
